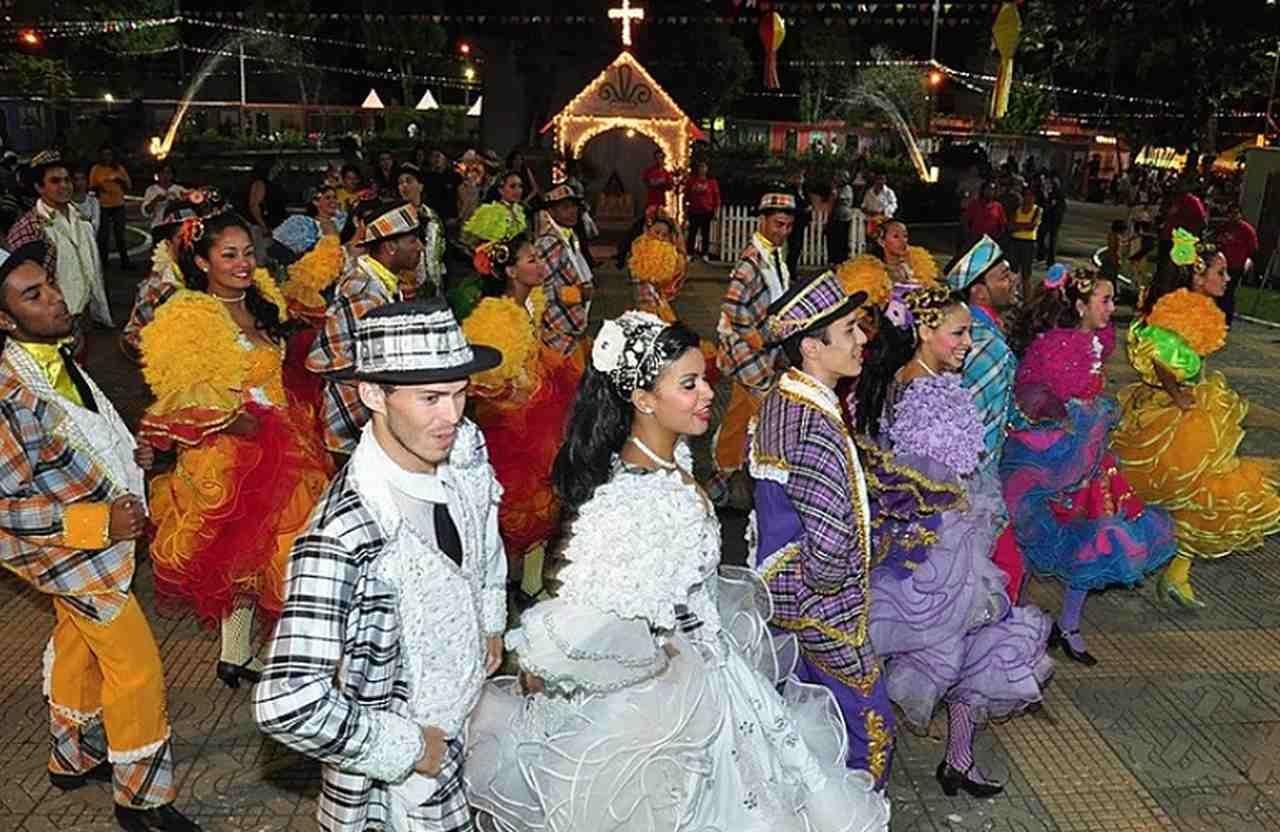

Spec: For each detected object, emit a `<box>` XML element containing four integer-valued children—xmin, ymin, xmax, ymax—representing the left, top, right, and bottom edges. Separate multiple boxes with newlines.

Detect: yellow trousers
<box><xmin>713</xmin><ymin>383</ymin><xmax>764</xmax><ymax>474</ymax></box>
<box><xmin>48</xmin><ymin>594</ymin><xmax>176</xmax><ymax>807</ymax></box>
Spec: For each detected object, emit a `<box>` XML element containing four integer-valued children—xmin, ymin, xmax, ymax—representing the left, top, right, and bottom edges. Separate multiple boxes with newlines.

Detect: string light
<box><xmin>181</xmin><ymin>44</ymin><xmax>480</xmax><ymax>89</ymax></box>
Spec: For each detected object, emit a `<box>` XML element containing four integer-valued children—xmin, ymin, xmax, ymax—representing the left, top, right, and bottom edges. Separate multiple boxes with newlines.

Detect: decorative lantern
<box><xmin>988</xmin><ymin>1</ymin><xmax>1021</xmax><ymax>120</ymax></box>
<box><xmin>759</xmin><ymin>12</ymin><xmax>786</xmax><ymax>90</ymax></box>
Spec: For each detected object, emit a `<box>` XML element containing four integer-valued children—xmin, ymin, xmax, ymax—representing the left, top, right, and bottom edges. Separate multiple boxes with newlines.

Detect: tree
<box><xmin>647</xmin><ymin>28</ymin><xmax>751</xmax><ymax>122</ymax></box>
<box><xmin>850</xmin><ymin>46</ymin><xmax>929</xmax><ymax>134</ymax></box>
<box><xmin>360</xmin><ymin>2</ymin><xmax>450</xmax><ymax>106</ymax></box>
<box><xmin>2</xmin><ymin>54</ymin><xmax>75</xmax><ymax>98</ymax></box>
<box><xmin>786</xmin><ymin>25</ymin><xmax>861</xmax><ymax>124</ymax></box>
<box><xmin>995</xmin><ymin>78</ymin><xmax>1054</xmax><ymax>136</ymax></box>
<box><xmin>243</xmin><ymin>0</ymin><xmax>327</xmax><ymax>106</ymax></box>
<box><xmin>1019</xmin><ymin>0</ymin><xmax>1276</xmax><ymax>152</ymax></box>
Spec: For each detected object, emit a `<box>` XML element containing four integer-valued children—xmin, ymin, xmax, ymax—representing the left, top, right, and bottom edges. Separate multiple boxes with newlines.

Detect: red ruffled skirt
<box><xmin>148</xmin><ymin>398</ymin><xmax>333</xmax><ymax>625</ymax></box>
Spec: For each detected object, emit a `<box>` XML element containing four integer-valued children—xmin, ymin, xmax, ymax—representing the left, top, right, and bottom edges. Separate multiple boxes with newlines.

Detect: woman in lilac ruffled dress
<box><xmin>855</xmin><ymin>286</ymin><xmax>1053</xmax><ymax>799</ymax></box>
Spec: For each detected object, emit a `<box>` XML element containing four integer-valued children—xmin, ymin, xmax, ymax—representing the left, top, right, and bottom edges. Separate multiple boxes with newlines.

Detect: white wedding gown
<box><xmin>465</xmin><ymin>454</ymin><xmax>890</xmax><ymax>832</ymax></box>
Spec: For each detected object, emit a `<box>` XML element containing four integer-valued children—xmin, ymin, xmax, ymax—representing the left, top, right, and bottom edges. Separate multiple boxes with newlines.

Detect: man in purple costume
<box><xmin>748</xmin><ymin>271</ymin><xmax>895</xmax><ymax>789</ymax></box>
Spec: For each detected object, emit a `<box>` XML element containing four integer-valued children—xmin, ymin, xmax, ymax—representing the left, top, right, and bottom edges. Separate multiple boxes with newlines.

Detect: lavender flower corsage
<box><xmin>887</xmin><ymin>374</ymin><xmax>985</xmax><ymax>476</ymax></box>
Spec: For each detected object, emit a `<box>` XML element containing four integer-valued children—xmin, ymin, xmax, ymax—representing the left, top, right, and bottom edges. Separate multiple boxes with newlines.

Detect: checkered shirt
<box><xmin>0</xmin><ymin>344</ymin><xmax>134</xmax><ymax>623</ymax></box>
<box><xmin>534</xmin><ymin>228</ymin><xmax>593</xmax><ymax>357</ymax></box>
<box><xmin>749</xmin><ymin>370</ymin><xmax>880</xmax><ymax>687</ymax></box>
<box><xmin>305</xmin><ymin>258</ymin><xmax>401</xmax><ymax>454</ymax></box>
<box><xmin>255</xmin><ymin>421</ymin><xmax>502</xmax><ymax>832</ymax></box>
<box><xmin>962</xmin><ymin>306</ymin><xmax>1017</xmax><ymax>475</ymax></box>
<box><xmin>121</xmin><ymin>264</ymin><xmax>182</xmax><ymax>358</ymax></box>
<box><xmin>717</xmin><ymin>239</ymin><xmax>786</xmax><ymax>395</ymax></box>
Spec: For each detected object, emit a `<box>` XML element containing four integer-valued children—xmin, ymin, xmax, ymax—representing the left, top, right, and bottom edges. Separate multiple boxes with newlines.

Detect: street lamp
<box><xmin>464</xmin><ymin>67</ymin><xmax>476</xmax><ymax>82</ymax></box>
<box><xmin>18</xmin><ymin>28</ymin><xmax>42</xmax><ymax>48</ymax></box>
<box><xmin>103</xmin><ymin>93</ymin><xmax>115</xmax><ymax>103</ymax></box>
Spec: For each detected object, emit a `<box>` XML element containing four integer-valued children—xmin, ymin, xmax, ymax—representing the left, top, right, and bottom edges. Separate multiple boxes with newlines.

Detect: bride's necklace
<box><xmin>628</xmin><ymin>436</ymin><xmax>677</xmax><ymax>470</ymax></box>
<box><xmin>215</xmin><ymin>292</ymin><xmax>247</xmax><ymax>304</ymax></box>
<box><xmin>915</xmin><ymin>357</ymin><xmax>938</xmax><ymax>377</ymax></box>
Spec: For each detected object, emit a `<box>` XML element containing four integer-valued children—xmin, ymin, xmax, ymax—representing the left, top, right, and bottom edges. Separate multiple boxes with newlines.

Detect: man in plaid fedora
<box><xmin>306</xmin><ymin>200</ymin><xmax>423</xmax><ymax>458</ymax></box>
<box><xmin>7</xmin><ymin>150</ymin><xmax>113</xmax><ymax>330</ymax></box>
<box><xmin>748</xmin><ymin>271</ymin><xmax>896</xmax><ymax>788</ymax></box>
<box><xmin>257</xmin><ymin>299</ymin><xmax>507</xmax><ymax>832</ymax></box>
<box><xmin>0</xmin><ymin>242</ymin><xmax>199</xmax><ymax>831</ymax></box>
<box><xmin>533</xmin><ymin>183</ymin><xmax>594</xmax><ymax>361</ymax></box>
<box><xmin>711</xmin><ymin>190</ymin><xmax>797</xmax><ymax>507</ymax></box>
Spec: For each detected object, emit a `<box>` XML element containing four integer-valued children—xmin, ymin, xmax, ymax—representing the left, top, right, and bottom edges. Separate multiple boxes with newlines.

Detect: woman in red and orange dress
<box><xmin>139</xmin><ymin>208</ymin><xmax>333</xmax><ymax>688</ymax></box>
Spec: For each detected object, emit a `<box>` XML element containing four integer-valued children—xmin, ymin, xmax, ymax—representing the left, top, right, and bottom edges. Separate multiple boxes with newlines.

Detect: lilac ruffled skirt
<box><xmin>869</xmin><ymin>474</ymin><xmax>1054</xmax><ymax>728</ymax></box>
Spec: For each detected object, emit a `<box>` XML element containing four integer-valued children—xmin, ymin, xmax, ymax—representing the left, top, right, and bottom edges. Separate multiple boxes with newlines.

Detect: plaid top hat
<box><xmin>765</xmin><ymin>271</ymin><xmax>867</xmax><ymax>344</ymax></box>
<box><xmin>358</xmin><ymin>201</ymin><xmax>421</xmax><ymax>247</ymax></box>
<box><xmin>327</xmin><ymin>298</ymin><xmax>501</xmax><ymax>385</ymax></box>
<box><xmin>754</xmin><ymin>192</ymin><xmax>798</xmax><ymax>216</ymax></box>
<box><xmin>534</xmin><ymin>183</ymin><xmax>585</xmax><ymax>210</ymax></box>
<box><xmin>946</xmin><ymin>235</ymin><xmax>1006</xmax><ymax>292</ymax></box>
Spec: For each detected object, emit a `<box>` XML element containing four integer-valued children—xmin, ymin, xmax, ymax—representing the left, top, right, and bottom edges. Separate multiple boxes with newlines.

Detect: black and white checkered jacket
<box><xmin>254</xmin><ymin>420</ymin><xmax>506</xmax><ymax>831</ymax></box>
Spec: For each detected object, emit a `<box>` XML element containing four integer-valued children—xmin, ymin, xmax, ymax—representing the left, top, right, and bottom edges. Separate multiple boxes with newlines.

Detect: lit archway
<box><xmin>543</xmin><ymin>51</ymin><xmax>703</xmax><ymax>224</ymax></box>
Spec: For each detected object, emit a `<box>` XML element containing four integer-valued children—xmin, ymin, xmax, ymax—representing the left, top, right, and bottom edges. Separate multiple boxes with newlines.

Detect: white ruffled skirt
<box><xmin>464</xmin><ymin>566</ymin><xmax>891</xmax><ymax>832</ymax></box>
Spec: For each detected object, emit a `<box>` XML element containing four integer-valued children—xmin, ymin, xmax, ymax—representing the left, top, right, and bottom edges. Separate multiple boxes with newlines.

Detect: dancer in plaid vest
<box><xmin>0</xmin><ymin>242</ymin><xmax>198</xmax><ymax>831</ymax></box>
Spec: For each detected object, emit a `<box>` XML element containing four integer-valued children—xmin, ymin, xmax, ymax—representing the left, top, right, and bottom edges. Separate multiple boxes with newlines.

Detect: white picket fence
<box><xmin>713</xmin><ymin>206</ymin><xmax>867</xmax><ymax>267</ymax></box>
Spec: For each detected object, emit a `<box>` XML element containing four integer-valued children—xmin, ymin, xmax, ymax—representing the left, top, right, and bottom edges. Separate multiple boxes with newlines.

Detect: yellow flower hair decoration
<box><xmin>904</xmin><ymin>284</ymin><xmax>956</xmax><ymax>330</ymax></box>
<box><xmin>837</xmin><ymin>255</ymin><xmax>892</xmax><ymax>308</ymax></box>
<box><xmin>907</xmin><ymin>246</ymin><xmax>942</xmax><ymax>287</ymax></box>
<box><xmin>628</xmin><ymin>236</ymin><xmax>684</xmax><ymax>288</ymax></box>
<box><xmin>1148</xmin><ymin>288</ymin><xmax>1227</xmax><ymax>357</ymax></box>
<box><xmin>284</xmin><ymin>235</ymin><xmax>344</xmax><ymax>312</ymax></box>
<box><xmin>462</xmin><ymin>296</ymin><xmax>539</xmax><ymax>396</ymax></box>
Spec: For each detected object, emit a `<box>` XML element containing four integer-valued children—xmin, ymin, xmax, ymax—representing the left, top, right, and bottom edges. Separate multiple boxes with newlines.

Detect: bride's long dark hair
<box><xmin>552</xmin><ymin>321</ymin><xmax>700</xmax><ymax>513</ymax></box>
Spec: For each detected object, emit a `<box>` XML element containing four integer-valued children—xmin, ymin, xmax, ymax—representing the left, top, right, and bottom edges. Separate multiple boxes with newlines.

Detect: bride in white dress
<box><xmin>465</xmin><ymin>311</ymin><xmax>890</xmax><ymax>832</ymax></box>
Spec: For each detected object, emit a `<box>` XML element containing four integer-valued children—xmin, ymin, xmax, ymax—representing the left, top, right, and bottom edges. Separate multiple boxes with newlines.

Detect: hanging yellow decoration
<box><xmin>989</xmin><ymin>2</ymin><xmax>1021</xmax><ymax>121</ymax></box>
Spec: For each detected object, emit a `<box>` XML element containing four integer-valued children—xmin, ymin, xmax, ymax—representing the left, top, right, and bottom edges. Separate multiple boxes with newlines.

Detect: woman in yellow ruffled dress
<box><xmin>1113</xmin><ymin>229</ymin><xmax>1280</xmax><ymax>609</ymax></box>
<box><xmin>457</xmin><ymin>229</ymin><xmax>579</xmax><ymax>604</ymax></box>
<box><xmin>629</xmin><ymin>213</ymin><xmax>688</xmax><ymax>323</ymax></box>
<box><xmin>139</xmin><ymin>210</ymin><xmax>334</xmax><ymax>688</ymax></box>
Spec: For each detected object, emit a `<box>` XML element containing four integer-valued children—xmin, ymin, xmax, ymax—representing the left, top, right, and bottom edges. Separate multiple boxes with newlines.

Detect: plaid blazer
<box><xmin>534</xmin><ymin>225</ymin><xmax>593</xmax><ymax>357</ymax></box>
<box><xmin>305</xmin><ymin>258</ymin><xmax>401</xmax><ymax>454</ymax></box>
<box><xmin>962</xmin><ymin>306</ymin><xmax>1017</xmax><ymax>474</ymax></box>
<box><xmin>255</xmin><ymin>421</ymin><xmax>505</xmax><ymax>832</ymax></box>
<box><xmin>717</xmin><ymin>238</ymin><xmax>786</xmax><ymax>395</ymax></box>
<box><xmin>748</xmin><ymin>369</ymin><xmax>881</xmax><ymax>689</ymax></box>
<box><xmin>0</xmin><ymin>341</ymin><xmax>141</xmax><ymax>623</ymax></box>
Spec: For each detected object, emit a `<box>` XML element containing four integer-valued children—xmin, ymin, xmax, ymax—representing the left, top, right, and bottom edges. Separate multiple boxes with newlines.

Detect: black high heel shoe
<box><xmin>936</xmin><ymin>761</ymin><xmax>1004</xmax><ymax>798</ymax></box>
<box><xmin>1049</xmin><ymin>622</ymin><xmax>1098</xmax><ymax>667</ymax></box>
<box><xmin>215</xmin><ymin>659</ymin><xmax>263</xmax><ymax>689</ymax></box>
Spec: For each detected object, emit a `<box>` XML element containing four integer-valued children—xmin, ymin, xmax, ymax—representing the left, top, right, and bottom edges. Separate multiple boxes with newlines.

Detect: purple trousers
<box><xmin>793</xmin><ymin>651</ymin><xmax>896</xmax><ymax>790</ymax></box>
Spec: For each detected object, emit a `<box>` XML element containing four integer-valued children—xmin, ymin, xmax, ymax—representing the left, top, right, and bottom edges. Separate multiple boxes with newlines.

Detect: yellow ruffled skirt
<box><xmin>1113</xmin><ymin>371</ymin><xmax>1280</xmax><ymax>559</ymax></box>
<box><xmin>148</xmin><ymin>402</ymin><xmax>333</xmax><ymax>624</ymax></box>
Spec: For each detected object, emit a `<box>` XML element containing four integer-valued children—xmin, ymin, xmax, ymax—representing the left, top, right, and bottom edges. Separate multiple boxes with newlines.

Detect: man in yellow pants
<box><xmin>713</xmin><ymin>192</ymin><xmax>797</xmax><ymax>506</ymax></box>
<box><xmin>0</xmin><ymin>241</ymin><xmax>198</xmax><ymax>831</ymax></box>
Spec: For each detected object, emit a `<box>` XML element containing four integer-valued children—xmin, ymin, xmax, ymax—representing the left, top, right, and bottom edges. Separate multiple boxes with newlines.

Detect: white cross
<box><xmin>608</xmin><ymin>0</ymin><xmax>645</xmax><ymax>47</ymax></box>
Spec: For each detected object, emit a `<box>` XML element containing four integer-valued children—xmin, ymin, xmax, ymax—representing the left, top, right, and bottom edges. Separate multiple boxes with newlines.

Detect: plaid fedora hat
<box><xmin>534</xmin><ymin>183</ymin><xmax>585</xmax><ymax>210</ymax></box>
<box><xmin>358</xmin><ymin>201</ymin><xmax>421</xmax><ymax>247</ymax></box>
<box><xmin>946</xmin><ymin>235</ymin><xmax>1006</xmax><ymax>292</ymax></box>
<box><xmin>754</xmin><ymin>191</ymin><xmax>798</xmax><ymax>217</ymax></box>
<box><xmin>327</xmin><ymin>298</ymin><xmax>501</xmax><ymax>385</ymax></box>
<box><xmin>765</xmin><ymin>270</ymin><xmax>867</xmax><ymax>344</ymax></box>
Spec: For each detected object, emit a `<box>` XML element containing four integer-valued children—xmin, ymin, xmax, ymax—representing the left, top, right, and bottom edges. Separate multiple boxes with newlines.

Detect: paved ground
<box><xmin>5</xmin><ymin>207</ymin><xmax>1280</xmax><ymax>830</ymax></box>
